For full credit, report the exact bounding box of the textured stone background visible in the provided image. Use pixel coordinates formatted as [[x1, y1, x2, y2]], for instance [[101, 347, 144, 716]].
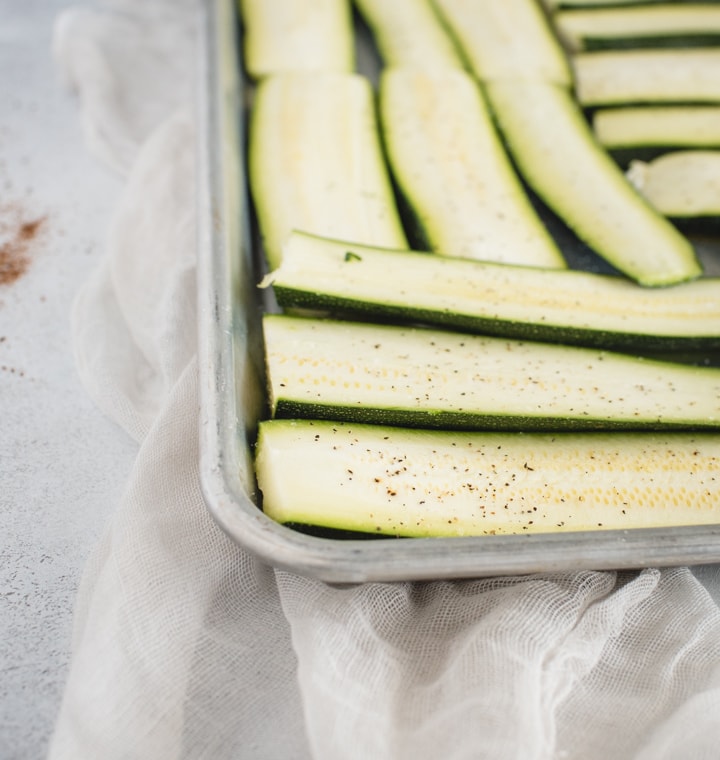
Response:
[[0, 2, 136, 757]]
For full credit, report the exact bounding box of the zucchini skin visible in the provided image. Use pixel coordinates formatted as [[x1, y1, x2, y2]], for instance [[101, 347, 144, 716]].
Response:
[[574, 35, 720, 52], [545, 0, 720, 8], [270, 400, 715, 432], [255, 419, 720, 537], [606, 146, 711, 166]]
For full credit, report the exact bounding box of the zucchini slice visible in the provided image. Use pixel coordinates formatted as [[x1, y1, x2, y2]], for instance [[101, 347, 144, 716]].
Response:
[[484, 80, 702, 286], [248, 72, 408, 269], [544, 0, 720, 9], [267, 232, 720, 352], [574, 49, 720, 107], [378, 68, 566, 267], [239, 0, 355, 79], [263, 314, 720, 431], [627, 151, 720, 221], [255, 419, 720, 536], [431, 0, 572, 85], [553, 5, 720, 52], [353, 0, 465, 70], [593, 106, 720, 164]]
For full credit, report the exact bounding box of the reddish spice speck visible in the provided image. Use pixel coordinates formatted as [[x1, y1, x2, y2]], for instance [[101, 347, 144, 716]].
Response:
[[0, 206, 47, 286]]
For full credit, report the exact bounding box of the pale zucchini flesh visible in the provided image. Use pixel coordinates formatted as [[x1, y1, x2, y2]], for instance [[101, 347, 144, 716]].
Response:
[[263, 314, 720, 430], [627, 151, 720, 220], [267, 232, 720, 351], [248, 73, 408, 269], [379, 68, 566, 267], [239, 0, 355, 79], [354, 0, 465, 70], [484, 80, 702, 286], [574, 49, 720, 107], [255, 419, 720, 537], [554, 6, 720, 52], [431, 0, 573, 85]]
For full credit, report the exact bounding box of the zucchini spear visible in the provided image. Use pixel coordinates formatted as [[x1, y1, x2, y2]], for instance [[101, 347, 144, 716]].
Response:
[[263, 314, 720, 431], [266, 232, 720, 352], [256, 419, 720, 537]]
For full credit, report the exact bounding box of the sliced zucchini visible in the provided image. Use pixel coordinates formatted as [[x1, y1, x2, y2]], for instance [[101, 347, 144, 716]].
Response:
[[239, 0, 355, 78], [256, 419, 720, 536], [378, 68, 566, 267], [553, 5, 720, 52], [263, 314, 720, 431], [248, 72, 408, 269], [484, 80, 702, 286], [544, 0, 720, 9], [627, 151, 720, 221], [431, 0, 572, 85], [353, 0, 465, 70], [593, 106, 720, 164], [266, 232, 720, 352], [574, 49, 720, 107]]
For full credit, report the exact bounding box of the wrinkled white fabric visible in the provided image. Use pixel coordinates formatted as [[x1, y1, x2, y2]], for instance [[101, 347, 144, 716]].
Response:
[[49, 2, 720, 759]]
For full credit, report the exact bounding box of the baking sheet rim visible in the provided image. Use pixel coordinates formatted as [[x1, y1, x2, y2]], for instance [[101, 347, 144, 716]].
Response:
[[196, 0, 720, 583]]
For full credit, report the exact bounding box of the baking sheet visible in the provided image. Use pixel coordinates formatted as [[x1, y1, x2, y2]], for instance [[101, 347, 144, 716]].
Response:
[[197, 0, 720, 583]]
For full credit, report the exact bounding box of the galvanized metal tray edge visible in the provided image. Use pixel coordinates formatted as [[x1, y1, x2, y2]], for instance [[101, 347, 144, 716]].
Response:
[[196, 0, 720, 583]]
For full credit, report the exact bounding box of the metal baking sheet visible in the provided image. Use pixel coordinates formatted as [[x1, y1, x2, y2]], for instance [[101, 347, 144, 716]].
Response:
[[197, 0, 720, 583]]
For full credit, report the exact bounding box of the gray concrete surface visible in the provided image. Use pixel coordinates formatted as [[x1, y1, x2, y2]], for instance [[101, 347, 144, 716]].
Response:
[[1, 2, 137, 757]]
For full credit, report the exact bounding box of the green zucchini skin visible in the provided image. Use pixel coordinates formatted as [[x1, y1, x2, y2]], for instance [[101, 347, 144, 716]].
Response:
[[255, 419, 720, 537], [605, 146, 716, 166], [269, 401, 707, 432], [268, 232, 720, 352], [578, 35, 720, 52], [263, 314, 720, 431], [544, 0, 720, 9]]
